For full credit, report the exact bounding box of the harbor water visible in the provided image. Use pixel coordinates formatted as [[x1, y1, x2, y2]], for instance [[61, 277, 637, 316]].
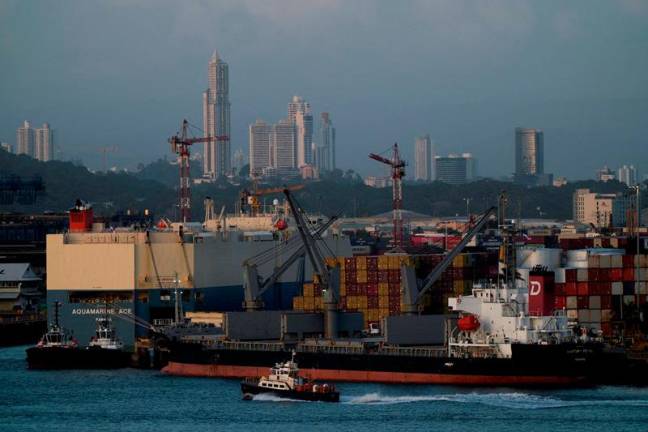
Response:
[[2, 346, 648, 432]]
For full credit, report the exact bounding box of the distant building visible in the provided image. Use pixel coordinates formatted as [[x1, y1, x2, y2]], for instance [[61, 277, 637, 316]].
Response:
[[35, 123, 53, 161], [364, 176, 391, 188], [553, 176, 568, 187], [573, 188, 616, 228], [596, 165, 616, 182], [514, 127, 551, 186], [271, 119, 297, 171], [435, 153, 475, 185], [612, 190, 637, 228], [299, 164, 318, 180], [314, 112, 335, 173], [618, 165, 637, 187], [202, 51, 231, 179], [16, 121, 35, 157], [248, 120, 272, 177], [0, 142, 12, 153], [414, 135, 434, 181]]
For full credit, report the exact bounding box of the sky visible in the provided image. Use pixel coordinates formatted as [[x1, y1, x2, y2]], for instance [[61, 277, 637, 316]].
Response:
[[1, 0, 647, 179]]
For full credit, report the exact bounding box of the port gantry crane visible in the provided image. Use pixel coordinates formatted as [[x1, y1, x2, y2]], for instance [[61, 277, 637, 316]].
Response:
[[168, 119, 228, 223], [369, 143, 407, 251]]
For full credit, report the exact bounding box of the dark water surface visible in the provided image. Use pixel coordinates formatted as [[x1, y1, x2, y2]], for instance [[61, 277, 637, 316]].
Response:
[[2, 346, 648, 431]]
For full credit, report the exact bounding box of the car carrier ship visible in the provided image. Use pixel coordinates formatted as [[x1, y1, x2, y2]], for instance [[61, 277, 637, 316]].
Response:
[[45, 199, 351, 353]]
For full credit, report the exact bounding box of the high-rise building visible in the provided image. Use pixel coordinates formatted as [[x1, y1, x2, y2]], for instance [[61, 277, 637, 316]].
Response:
[[288, 96, 313, 167], [35, 123, 53, 161], [0, 142, 12, 153], [271, 119, 297, 173], [618, 165, 637, 187], [573, 188, 616, 228], [16, 121, 35, 157], [596, 165, 616, 182], [435, 153, 475, 185], [248, 120, 272, 178], [514, 127, 551, 185], [414, 135, 433, 181], [202, 51, 231, 179], [314, 112, 336, 173]]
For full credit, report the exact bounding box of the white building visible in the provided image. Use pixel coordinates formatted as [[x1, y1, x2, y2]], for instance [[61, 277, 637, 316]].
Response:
[[35, 123, 53, 161], [414, 134, 434, 181], [596, 165, 616, 182], [573, 188, 616, 228], [0, 142, 12, 153], [618, 165, 637, 187], [202, 51, 231, 179], [16, 121, 35, 157], [248, 120, 272, 178], [271, 119, 297, 171], [288, 96, 313, 167]]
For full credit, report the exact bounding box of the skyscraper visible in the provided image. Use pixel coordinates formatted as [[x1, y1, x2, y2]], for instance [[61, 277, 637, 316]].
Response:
[[35, 123, 53, 161], [288, 96, 313, 167], [618, 165, 637, 187], [314, 112, 335, 173], [515, 127, 543, 175], [435, 153, 476, 185], [414, 134, 434, 181], [271, 119, 297, 174], [249, 120, 272, 178], [202, 51, 231, 179], [16, 121, 34, 157]]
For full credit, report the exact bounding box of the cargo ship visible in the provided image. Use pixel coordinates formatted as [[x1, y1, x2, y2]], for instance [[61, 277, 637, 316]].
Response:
[[45, 199, 352, 351], [163, 270, 637, 386]]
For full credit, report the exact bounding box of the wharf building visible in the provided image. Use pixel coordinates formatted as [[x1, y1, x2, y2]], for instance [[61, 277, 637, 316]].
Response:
[[514, 127, 552, 186], [435, 153, 476, 185], [202, 51, 231, 179], [414, 134, 434, 182]]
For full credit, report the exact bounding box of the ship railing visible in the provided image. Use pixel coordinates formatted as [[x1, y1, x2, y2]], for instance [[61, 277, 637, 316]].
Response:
[[198, 339, 286, 352]]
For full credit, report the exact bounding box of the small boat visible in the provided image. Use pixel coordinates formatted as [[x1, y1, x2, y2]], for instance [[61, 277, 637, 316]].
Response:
[[241, 353, 340, 403], [26, 302, 131, 370]]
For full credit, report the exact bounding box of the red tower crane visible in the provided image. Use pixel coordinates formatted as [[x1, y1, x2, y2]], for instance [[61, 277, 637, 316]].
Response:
[[369, 143, 407, 250], [168, 119, 228, 222]]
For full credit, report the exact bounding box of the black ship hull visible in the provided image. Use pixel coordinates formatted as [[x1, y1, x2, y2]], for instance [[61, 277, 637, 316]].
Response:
[[241, 381, 340, 402], [26, 346, 132, 369], [163, 341, 636, 386]]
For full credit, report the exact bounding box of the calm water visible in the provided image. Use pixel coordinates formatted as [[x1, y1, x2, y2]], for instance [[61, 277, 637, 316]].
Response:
[[2, 346, 648, 432]]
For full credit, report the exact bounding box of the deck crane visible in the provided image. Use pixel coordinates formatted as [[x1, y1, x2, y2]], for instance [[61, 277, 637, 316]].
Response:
[[369, 143, 407, 250], [242, 216, 338, 311], [283, 188, 341, 339], [401, 205, 498, 314], [168, 119, 228, 222]]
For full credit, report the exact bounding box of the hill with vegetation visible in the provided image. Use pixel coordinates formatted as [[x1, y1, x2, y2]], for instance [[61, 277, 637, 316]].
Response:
[[0, 150, 642, 221]]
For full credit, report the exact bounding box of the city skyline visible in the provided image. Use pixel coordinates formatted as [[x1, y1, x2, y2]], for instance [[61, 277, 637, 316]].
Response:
[[1, 1, 647, 179]]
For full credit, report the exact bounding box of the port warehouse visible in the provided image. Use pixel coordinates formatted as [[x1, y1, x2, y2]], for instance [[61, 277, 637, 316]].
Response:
[[46, 230, 352, 347]]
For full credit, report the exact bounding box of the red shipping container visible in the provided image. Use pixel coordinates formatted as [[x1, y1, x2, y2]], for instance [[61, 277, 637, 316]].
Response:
[[599, 282, 611, 295], [566, 282, 578, 296], [609, 268, 623, 281], [577, 296, 589, 309], [639, 295, 648, 306], [623, 268, 634, 282], [623, 255, 634, 268], [601, 295, 612, 309], [577, 282, 589, 296], [589, 269, 600, 282], [554, 296, 566, 309], [555, 283, 566, 296], [566, 269, 577, 283]]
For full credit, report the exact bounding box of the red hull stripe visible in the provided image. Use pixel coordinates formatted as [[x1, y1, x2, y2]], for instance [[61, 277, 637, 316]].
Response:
[[162, 362, 584, 386]]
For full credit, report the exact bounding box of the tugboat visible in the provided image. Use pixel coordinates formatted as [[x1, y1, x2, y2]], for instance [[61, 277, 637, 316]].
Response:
[[241, 353, 340, 402], [26, 302, 131, 369]]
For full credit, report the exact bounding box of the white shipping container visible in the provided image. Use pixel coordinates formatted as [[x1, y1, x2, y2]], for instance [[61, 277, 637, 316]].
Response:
[[601, 309, 613, 321], [639, 282, 648, 295], [640, 268, 648, 281], [578, 309, 591, 322], [611, 255, 623, 268], [567, 309, 578, 320], [587, 255, 600, 268], [590, 309, 602, 322], [577, 269, 589, 282], [554, 268, 567, 284], [566, 296, 578, 309], [599, 255, 611, 269], [589, 296, 601, 309], [612, 282, 623, 295]]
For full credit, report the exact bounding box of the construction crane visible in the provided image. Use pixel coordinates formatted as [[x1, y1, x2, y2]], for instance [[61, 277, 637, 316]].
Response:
[[369, 143, 407, 250], [401, 205, 497, 314], [168, 119, 228, 222]]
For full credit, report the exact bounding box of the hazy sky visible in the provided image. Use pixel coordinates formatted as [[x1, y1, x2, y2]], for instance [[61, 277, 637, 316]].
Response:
[[1, 0, 647, 179]]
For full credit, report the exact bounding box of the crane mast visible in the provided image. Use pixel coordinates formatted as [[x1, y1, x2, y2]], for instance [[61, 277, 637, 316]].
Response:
[[168, 119, 228, 222], [369, 143, 407, 250]]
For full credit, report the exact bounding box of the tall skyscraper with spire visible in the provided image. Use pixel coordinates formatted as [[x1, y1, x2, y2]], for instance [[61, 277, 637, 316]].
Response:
[[202, 51, 231, 179]]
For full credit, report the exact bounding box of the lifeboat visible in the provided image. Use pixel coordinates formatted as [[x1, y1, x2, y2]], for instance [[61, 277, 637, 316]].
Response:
[[457, 314, 480, 332]]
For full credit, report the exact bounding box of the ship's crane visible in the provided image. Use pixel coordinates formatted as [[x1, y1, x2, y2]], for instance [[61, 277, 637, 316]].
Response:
[[283, 188, 341, 339], [240, 184, 305, 216], [369, 143, 407, 250], [401, 205, 498, 314], [168, 119, 228, 222], [242, 216, 337, 311]]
